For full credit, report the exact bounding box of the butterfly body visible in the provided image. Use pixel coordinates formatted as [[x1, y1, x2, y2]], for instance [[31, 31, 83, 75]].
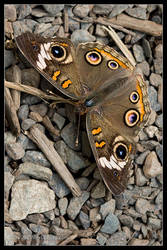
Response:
[[15, 32, 150, 195]]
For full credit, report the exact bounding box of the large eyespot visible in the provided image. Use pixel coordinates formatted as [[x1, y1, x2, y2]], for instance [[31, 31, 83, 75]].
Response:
[[108, 60, 119, 70], [124, 109, 140, 127], [85, 51, 102, 65], [113, 142, 128, 161], [130, 91, 139, 103], [51, 44, 66, 62]]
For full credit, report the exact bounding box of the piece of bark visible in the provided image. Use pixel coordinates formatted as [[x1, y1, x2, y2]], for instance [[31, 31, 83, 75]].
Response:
[[5, 87, 20, 136], [42, 115, 60, 137], [10, 65, 21, 111], [27, 126, 81, 197], [108, 13, 162, 36]]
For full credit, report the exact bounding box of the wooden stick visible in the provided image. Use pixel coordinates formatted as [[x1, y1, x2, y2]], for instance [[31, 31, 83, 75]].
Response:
[[10, 65, 21, 111], [103, 26, 136, 67], [58, 233, 78, 246], [64, 6, 69, 33], [42, 115, 60, 137], [5, 80, 74, 105], [108, 13, 162, 37], [5, 87, 21, 136], [27, 126, 81, 197]]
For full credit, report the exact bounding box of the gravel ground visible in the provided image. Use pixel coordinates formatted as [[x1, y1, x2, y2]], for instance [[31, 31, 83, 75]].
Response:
[[5, 4, 162, 246]]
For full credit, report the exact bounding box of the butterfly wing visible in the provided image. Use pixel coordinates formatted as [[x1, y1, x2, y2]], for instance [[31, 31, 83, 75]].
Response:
[[15, 32, 84, 100], [86, 74, 150, 195]]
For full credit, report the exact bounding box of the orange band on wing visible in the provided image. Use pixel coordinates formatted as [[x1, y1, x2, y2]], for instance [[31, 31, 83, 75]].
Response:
[[60, 43, 68, 47], [92, 127, 102, 135], [95, 48, 128, 69], [52, 71, 60, 81], [62, 79, 72, 89], [136, 80, 145, 122], [95, 141, 106, 148], [129, 144, 132, 153]]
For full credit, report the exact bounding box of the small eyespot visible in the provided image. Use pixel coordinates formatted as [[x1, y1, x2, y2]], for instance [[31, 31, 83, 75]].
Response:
[[130, 91, 139, 103], [113, 171, 118, 177], [114, 142, 128, 161], [31, 42, 39, 51], [124, 109, 140, 127], [85, 51, 102, 65], [108, 60, 119, 70], [51, 44, 66, 61]]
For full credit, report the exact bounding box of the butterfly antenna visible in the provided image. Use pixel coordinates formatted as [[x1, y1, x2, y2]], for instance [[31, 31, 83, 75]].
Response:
[[75, 112, 81, 146]]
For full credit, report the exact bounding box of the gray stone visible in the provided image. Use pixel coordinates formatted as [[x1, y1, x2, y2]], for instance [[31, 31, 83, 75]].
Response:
[[79, 210, 90, 229], [5, 131, 16, 145], [34, 23, 52, 34], [135, 198, 152, 214], [31, 7, 48, 18], [15, 162, 52, 182], [155, 191, 163, 204], [143, 151, 162, 178], [5, 50, 15, 68], [41, 25, 60, 37], [4, 4, 17, 21], [48, 172, 70, 198], [135, 150, 150, 165], [13, 20, 32, 36], [154, 58, 162, 74], [106, 232, 127, 246], [131, 31, 145, 44], [41, 234, 58, 246], [58, 197, 68, 216], [148, 217, 161, 230], [73, 4, 90, 18], [68, 17, 80, 32], [4, 227, 15, 245], [37, 16, 55, 23], [100, 213, 119, 234], [21, 94, 41, 105], [109, 5, 130, 18], [30, 103, 48, 117], [119, 214, 134, 228], [133, 44, 145, 63], [93, 4, 114, 15], [17, 4, 32, 19], [9, 179, 56, 220], [16, 221, 32, 245], [4, 171, 15, 198], [71, 29, 96, 47], [22, 150, 51, 167], [76, 177, 90, 190], [29, 224, 49, 235], [5, 142, 25, 160], [61, 122, 81, 151], [17, 133, 36, 150], [96, 232, 107, 246], [137, 61, 150, 76], [125, 7, 147, 19], [148, 86, 161, 112], [91, 181, 106, 199], [156, 144, 163, 164], [135, 168, 148, 186], [154, 44, 163, 58], [142, 38, 153, 61], [21, 118, 36, 130], [150, 73, 162, 87], [99, 199, 116, 220], [67, 191, 90, 220], [42, 4, 64, 16], [155, 114, 163, 129], [18, 104, 29, 121], [52, 112, 66, 130]]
